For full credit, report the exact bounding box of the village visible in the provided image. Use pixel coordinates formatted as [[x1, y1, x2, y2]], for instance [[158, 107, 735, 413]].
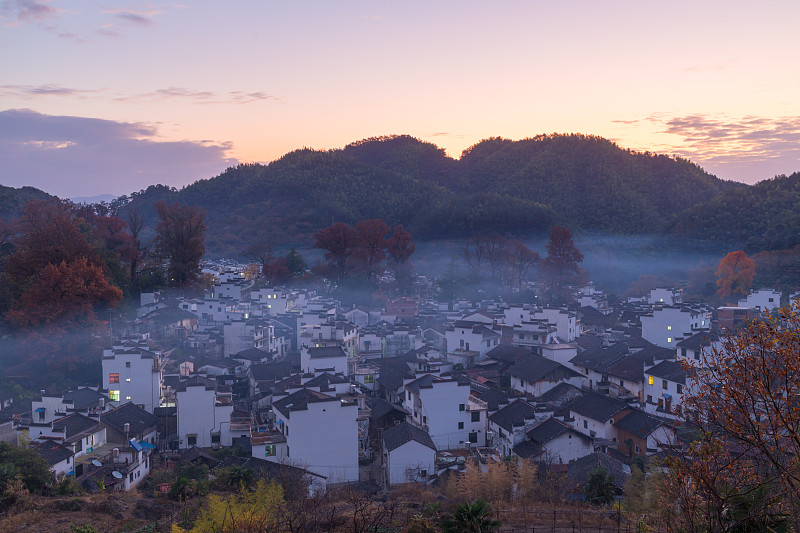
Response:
[[0, 265, 793, 503]]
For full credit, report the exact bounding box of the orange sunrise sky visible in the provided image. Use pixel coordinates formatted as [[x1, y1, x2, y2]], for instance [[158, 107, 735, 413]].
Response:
[[1, 0, 799, 197]]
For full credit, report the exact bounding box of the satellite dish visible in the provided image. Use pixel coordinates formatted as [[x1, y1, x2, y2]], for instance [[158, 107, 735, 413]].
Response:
[[91, 460, 102, 467], [112, 471, 123, 479]]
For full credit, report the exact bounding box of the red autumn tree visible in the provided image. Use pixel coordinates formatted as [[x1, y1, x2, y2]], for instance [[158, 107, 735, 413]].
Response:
[[386, 225, 416, 293], [353, 219, 391, 283], [715, 250, 756, 299], [6, 258, 122, 328], [314, 222, 358, 282], [154, 201, 206, 287]]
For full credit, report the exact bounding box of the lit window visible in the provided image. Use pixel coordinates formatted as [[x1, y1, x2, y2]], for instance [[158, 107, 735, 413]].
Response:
[[126, 396, 131, 400], [648, 376, 654, 386], [265, 444, 276, 456], [667, 326, 672, 331], [667, 337, 672, 343], [125, 378, 131, 382], [109, 390, 120, 401], [109, 373, 119, 384]]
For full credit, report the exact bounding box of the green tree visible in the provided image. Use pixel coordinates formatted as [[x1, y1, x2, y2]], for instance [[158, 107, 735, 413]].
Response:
[[582, 467, 616, 506], [285, 248, 307, 276], [441, 499, 501, 533]]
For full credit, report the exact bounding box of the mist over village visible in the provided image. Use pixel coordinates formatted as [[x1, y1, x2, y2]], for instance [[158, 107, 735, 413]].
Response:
[[2, 2, 800, 533]]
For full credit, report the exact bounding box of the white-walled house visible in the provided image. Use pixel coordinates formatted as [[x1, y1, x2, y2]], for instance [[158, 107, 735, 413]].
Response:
[[102, 344, 162, 413], [532, 308, 579, 342], [31, 440, 75, 478], [647, 288, 682, 306], [272, 388, 359, 483], [31, 388, 114, 425], [176, 376, 234, 449], [644, 361, 687, 419], [567, 393, 631, 442], [445, 321, 500, 364], [382, 421, 437, 486], [300, 345, 348, 375], [676, 331, 721, 366], [508, 356, 583, 397], [513, 417, 593, 463], [738, 289, 781, 312], [488, 399, 542, 457], [640, 305, 710, 349], [403, 374, 472, 450]]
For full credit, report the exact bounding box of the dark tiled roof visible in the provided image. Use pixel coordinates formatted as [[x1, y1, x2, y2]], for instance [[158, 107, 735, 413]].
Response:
[[382, 421, 436, 452], [570, 344, 628, 372], [485, 344, 533, 364], [605, 356, 644, 382], [535, 383, 584, 410], [233, 348, 270, 361], [249, 361, 295, 382], [512, 440, 541, 459], [368, 398, 409, 421], [376, 368, 407, 391], [473, 388, 509, 412], [488, 399, 538, 432], [145, 306, 198, 324], [526, 417, 575, 444], [308, 346, 346, 359], [0, 400, 32, 424], [214, 455, 325, 480], [303, 372, 349, 392], [52, 413, 99, 441], [630, 344, 674, 365], [568, 393, 629, 423], [646, 361, 686, 385], [614, 410, 666, 439], [272, 388, 339, 418], [509, 356, 581, 384], [576, 335, 604, 351], [31, 440, 74, 465], [62, 388, 108, 410], [567, 452, 630, 491], [676, 331, 719, 351], [101, 402, 158, 435], [175, 375, 216, 392]]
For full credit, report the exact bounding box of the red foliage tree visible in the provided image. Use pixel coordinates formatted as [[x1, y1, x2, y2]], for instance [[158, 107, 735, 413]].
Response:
[[715, 250, 756, 299], [353, 219, 391, 283], [314, 222, 358, 282], [505, 240, 539, 292], [6, 257, 122, 328], [542, 226, 584, 302], [387, 225, 416, 293]]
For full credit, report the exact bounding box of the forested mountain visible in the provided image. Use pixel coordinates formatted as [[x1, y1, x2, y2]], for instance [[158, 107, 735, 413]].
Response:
[[664, 172, 800, 252], [0, 185, 52, 220], [11, 134, 799, 257]]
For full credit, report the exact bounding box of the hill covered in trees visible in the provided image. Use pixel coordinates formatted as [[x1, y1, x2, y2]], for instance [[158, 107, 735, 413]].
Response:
[[110, 133, 764, 256], [0, 184, 53, 220]]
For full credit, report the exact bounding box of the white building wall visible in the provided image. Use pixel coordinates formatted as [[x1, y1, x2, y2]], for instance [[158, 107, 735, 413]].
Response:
[[176, 386, 234, 449], [542, 431, 593, 463], [532, 309, 578, 342], [641, 308, 699, 349], [385, 441, 436, 485], [404, 380, 471, 450], [276, 401, 359, 483], [738, 289, 781, 312], [102, 352, 161, 413]]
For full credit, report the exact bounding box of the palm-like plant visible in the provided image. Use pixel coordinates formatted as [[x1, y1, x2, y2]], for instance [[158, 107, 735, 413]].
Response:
[[441, 499, 502, 533]]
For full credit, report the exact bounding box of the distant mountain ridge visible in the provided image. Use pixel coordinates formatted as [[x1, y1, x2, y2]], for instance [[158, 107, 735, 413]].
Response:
[[5, 134, 800, 257]]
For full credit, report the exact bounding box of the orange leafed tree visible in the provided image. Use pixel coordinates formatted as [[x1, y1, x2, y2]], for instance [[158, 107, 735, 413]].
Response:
[[662, 300, 800, 531], [715, 250, 755, 298]]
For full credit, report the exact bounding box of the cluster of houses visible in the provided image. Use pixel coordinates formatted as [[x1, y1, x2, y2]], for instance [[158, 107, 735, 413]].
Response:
[[0, 265, 793, 494]]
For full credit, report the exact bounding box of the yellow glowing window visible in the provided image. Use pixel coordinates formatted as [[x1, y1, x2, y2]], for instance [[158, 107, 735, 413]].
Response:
[[648, 376, 654, 386], [125, 378, 131, 382], [109, 390, 120, 401], [667, 337, 672, 343], [667, 326, 672, 331]]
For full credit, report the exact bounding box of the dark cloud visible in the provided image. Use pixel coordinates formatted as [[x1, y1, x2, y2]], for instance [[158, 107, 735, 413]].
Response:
[[114, 11, 155, 25], [0, 0, 63, 24], [649, 113, 800, 182], [0, 84, 103, 98], [0, 109, 237, 197], [119, 87, 277, 104]]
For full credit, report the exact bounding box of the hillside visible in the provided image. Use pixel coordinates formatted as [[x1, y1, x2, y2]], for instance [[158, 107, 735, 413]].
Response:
[[0, 184, 53, 220], [112, 134, 754, 257]]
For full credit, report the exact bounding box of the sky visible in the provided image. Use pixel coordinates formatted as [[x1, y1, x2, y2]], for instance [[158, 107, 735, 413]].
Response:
[[1, 0, 799, 198]]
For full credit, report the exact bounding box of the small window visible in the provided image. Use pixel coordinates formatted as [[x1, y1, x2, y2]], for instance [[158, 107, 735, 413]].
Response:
[[677, 384, 683, 394], [635, 445, 640, 453], [126, 362, 131, 368], [648, 376, 654, 386], [364, 375, 374, 384], [662, 379, 668, 390], [583, 420, 588, 429], [471, 411, 480, 422], [459, 404, 465, 412], [422, 416, 427, 424], [211, 433, 220, 444], [265, 444, 276, 457], [109, 390, 120, 402], [469, 432, 478, 444], [126, 378, 131, 382], [109, 373, 120, 384], [681, 348, 687, 357], [667, 337, 672, 343], [647, 395, 653, 403], [187, 435, 197, 446], [458, 422, 464, 430]]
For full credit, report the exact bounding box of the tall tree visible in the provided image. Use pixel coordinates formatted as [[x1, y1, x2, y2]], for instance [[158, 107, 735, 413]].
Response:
[[387, 225, 416, 293], [314, 222, 357, 282], [716, 250, 756, 299], [542, 226, 584, 302], [663, 300, 800, 531], [154, 201, 206, 287], [353, 219, 391, 283], [505, 240, 539, 292], [285, 248, 307, 276]]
